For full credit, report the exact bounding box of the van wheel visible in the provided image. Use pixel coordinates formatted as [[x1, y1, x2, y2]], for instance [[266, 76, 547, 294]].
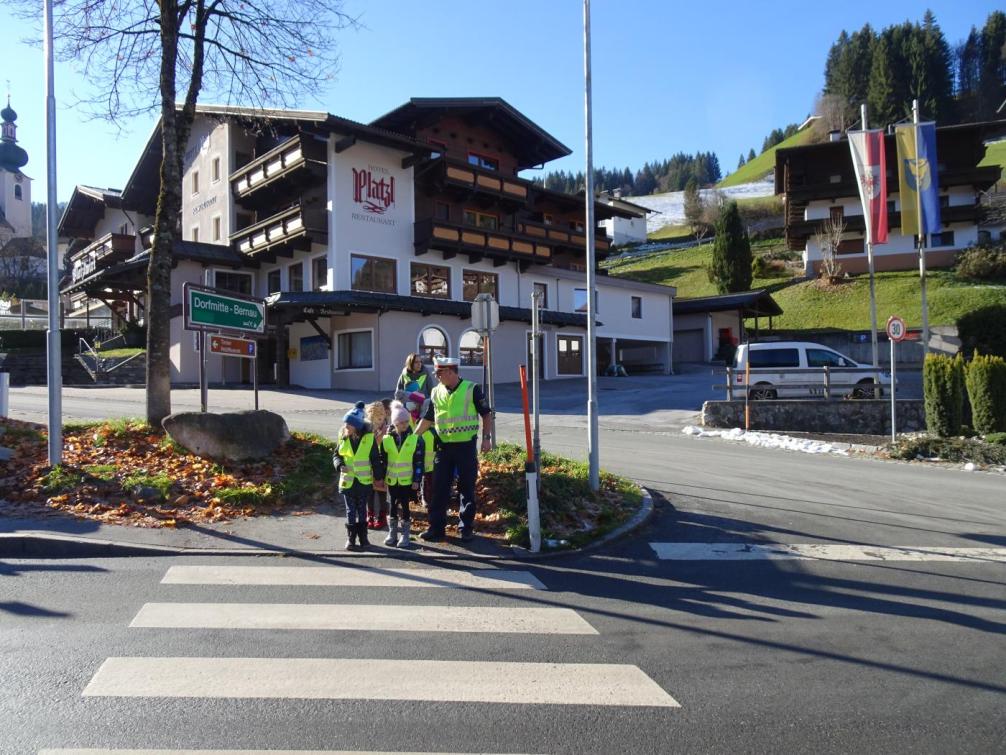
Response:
[[749, 383, 777, 400], [852, 379, 880, 399]]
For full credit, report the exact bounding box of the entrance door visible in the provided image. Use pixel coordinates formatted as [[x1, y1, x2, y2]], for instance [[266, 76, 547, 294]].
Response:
[[526, 333, 545, 379], [557, 335, 584, 376]]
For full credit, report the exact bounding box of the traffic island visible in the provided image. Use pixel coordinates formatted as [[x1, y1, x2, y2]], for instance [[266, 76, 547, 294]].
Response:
[[0, 420, 645, 555]]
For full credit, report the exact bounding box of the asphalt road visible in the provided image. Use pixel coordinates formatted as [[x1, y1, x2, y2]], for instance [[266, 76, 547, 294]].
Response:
[[3, 379, 1004, 752]]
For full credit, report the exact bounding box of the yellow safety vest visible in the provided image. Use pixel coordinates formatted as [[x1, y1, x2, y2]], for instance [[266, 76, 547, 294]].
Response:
[[401, 371, 428, 392], [382, 432, 419, 486], [337, 433, 374, 489], [421, 430, 435, 473], [432, 379, 479, 443]]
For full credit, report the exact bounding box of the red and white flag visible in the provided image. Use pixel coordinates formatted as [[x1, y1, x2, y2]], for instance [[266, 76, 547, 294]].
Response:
[[848, 129, 888, 245]]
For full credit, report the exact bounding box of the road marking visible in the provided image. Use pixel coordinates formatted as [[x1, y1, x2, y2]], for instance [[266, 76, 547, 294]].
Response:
[[40, 751, 540, 754], [161, 565, 546, 589], [82, 657, 679, 707], [130, 602, 598, 635], [649, 542, 1006, 562]]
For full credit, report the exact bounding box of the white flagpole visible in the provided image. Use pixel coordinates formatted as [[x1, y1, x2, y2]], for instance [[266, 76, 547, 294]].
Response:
[[861, 104, 880, 384], [44, 0, 63, 465], [913, 99, 930, 356], [583, 0, 599, 492]]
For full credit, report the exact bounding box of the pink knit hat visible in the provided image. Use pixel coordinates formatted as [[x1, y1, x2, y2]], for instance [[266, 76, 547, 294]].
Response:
[[389, 400, 411, 426], [405, 391, 426, 421]]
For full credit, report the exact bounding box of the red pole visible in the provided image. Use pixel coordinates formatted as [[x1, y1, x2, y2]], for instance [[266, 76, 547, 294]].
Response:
[[519, 364, 534, 464]]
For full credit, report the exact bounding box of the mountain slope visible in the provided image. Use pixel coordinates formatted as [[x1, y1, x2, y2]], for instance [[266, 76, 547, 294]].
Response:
[[718, 127, 817, 188]]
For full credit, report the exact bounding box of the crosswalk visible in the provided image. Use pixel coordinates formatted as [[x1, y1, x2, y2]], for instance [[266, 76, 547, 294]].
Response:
[[56, 560, 679, 753], [649, 542, 1006, 561]]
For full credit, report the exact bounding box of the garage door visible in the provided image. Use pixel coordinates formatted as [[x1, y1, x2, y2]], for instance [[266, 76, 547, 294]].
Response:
[[673, 328, 705, 363]]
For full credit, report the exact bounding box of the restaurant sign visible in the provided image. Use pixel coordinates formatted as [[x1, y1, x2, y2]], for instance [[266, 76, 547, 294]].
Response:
[[351, 164, 397, 227]]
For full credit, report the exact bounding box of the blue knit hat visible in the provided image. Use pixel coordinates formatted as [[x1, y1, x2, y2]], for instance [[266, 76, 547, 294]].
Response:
[[343, 401, 367, 431]]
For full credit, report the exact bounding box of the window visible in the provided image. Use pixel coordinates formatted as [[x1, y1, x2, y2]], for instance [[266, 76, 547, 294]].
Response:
[[192, 170, 200, 194], [212, 216, 221, 242], [569, 220, 585, 232], [214, 271, 252, 294], [459, 330, 484, 367], [312, 256, 328, 291], [463, 270, 498, 301], [191, 226, 199, 243], [836, 239, 865, 255], [288, 262, 304, 292], [267, 269, 281, 294], [807, 349, 848, 368], [467, 152, 498, 171], [119, 222, 129, 235], [411, 262, 450, 299], [13, 185, 22, 200], [575, 288, 600, 313], [211, 156, 221, 183], [631, 296, 642, 319], [435, 202, 450, 221], [931, 231, 955, 247], [749, 348, 800, 368], [543, 213, 554, 226], [337, 331, 373, 370], [533, 282, 548, 309], [557, 335, 584, 375], [428, 139, 447, 158], [351, 254, 397, 293], [235, 212, 254, 231], [829, 206, 844, 223], [418, 326, 448, 365], [463, 209, 498, 230]]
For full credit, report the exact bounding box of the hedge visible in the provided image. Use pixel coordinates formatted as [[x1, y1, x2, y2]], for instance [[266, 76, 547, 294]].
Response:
[[965, 353, 1006, 435], [0, 329, 102, 352], [957, 305, 1006, 359], [923, 354, 965, 437]]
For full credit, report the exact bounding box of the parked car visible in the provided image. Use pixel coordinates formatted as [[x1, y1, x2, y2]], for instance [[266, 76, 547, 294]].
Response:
[[732, 341, 892, 399]]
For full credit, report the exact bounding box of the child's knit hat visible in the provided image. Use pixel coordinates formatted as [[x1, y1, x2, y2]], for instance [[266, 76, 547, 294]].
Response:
[[389, 400, 411, 427], [405, 391, 426, 421], [343, 401, 367, 431]]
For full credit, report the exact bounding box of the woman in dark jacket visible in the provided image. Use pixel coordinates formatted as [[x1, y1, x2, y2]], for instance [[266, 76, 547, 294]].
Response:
[[395, 352, 433, 399]]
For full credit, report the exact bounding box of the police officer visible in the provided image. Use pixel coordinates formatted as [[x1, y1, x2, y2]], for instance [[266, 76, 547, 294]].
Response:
[[415, 356, 493, 542]]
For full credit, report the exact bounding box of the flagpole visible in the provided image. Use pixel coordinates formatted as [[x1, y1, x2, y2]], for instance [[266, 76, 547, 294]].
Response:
[[583, 0, 600, 492], [43, 0, 63, 465], [861, 104, 880, 389], [913, 99, 930, 355]]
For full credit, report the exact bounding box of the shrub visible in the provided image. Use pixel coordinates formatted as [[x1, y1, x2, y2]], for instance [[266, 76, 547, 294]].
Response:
[[708, 201, 752, 294], [956, 243, 1006, 280], [751, 255, 770, 277], [965, 353, 1006, 434], [923, 353, 965, 437], [986, 432, 1006, 446], [957, 305, 1006, 359], [891, 436, 1006, 465]]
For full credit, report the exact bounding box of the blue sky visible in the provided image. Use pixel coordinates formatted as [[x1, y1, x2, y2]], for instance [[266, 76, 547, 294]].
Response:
[[2, 0, 1000, 201]]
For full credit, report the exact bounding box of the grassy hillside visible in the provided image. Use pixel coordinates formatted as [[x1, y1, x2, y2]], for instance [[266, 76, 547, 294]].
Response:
[[648, 224, 694, 241], [979, 140, 1006, 171], [604, 238, 796, 299], [765, 271, 1006, 331], [718, 127, 816, 188]]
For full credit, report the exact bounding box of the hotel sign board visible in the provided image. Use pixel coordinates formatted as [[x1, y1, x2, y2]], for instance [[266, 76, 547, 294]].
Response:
[[183, 283, 266, 335], [209, 334, 257, 358]]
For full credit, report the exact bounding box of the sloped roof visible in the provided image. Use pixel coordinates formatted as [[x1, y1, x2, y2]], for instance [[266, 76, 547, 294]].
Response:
[[673, 289, 782, 318]]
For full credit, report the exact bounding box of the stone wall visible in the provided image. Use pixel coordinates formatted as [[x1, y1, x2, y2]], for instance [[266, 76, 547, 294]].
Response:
[[702, 399, 926, 435]]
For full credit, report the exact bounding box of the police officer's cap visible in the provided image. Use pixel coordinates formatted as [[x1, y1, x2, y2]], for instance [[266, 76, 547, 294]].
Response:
[[433, 356, 460, 369]]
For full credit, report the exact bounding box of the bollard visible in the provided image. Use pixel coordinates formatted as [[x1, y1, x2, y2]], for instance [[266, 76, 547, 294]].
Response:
[[0, 371, 8, 418]]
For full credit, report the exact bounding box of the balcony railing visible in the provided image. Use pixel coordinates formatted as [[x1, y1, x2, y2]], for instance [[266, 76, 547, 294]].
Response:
[[230, 204, 328, 258], [518, 219, 611, 253], [230, 133, 327, 208], [68, 233, 137, 285], [436, 157, 530, 203], [415, 219, 552, 264]]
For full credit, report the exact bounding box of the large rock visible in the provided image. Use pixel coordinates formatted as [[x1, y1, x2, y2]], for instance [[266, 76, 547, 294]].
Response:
[[162, 410, 290, 461]]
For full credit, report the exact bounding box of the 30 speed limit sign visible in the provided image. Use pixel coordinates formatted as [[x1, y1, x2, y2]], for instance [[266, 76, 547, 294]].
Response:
[[886, 315, 907, 342]]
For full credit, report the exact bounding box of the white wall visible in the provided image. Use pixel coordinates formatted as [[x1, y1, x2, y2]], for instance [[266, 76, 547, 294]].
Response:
[[0, 168, 31, 238], [181, 118, 232, 244], [600, 215, 647, 246]]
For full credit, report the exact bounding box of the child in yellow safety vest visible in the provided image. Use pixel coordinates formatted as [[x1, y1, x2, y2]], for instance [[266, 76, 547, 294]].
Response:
[[405, 390, 437, 509], [380, 401, 426, 548], [365, 400, 391, 530], [333, 402, 387, 551]]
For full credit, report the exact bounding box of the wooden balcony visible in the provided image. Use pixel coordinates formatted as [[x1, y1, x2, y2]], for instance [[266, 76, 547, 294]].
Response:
[[415, 219, 553, 267], [785, 203, 982, 245], [518, 219, 611, 254], [230, 204, 328, 262], [68, 233, 137, 284], [230, 133, 327, 210], [427, 157, 531, 207]]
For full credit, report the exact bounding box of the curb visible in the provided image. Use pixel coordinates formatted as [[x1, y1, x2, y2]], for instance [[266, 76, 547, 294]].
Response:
[[0, 487, 656, 561]]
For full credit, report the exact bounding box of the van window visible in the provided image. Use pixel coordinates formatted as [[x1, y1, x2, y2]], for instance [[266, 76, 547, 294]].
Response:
[[806, 349, 846, 368], [749, 348, 800, 368]]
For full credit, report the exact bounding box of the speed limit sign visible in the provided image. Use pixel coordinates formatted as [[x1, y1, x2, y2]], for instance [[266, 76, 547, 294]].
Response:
[[886, 316, 907, 342]]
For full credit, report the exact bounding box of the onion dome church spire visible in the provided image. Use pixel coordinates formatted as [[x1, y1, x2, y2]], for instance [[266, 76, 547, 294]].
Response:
[[0, 94, 29, 173]]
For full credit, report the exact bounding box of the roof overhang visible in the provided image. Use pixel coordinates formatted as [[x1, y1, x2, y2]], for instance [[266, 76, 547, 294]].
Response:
[[58, 185, 124, 238], [673, 289, 783, 318]]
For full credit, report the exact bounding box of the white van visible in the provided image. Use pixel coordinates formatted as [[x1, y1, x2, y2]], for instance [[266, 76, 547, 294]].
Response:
[[732, 341, 891, 399]]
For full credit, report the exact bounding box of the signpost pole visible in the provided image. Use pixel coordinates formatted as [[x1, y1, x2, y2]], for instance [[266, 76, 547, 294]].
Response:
[[485, 331, 495, 448], [531, 290, 541, 472], [199, 332, 208, 413], [583, 0, 600, 492], [913, 100, 930, 356], [253, 354, 259, 411], [890, 337, 897, 444], [44, 0, 62, 465]]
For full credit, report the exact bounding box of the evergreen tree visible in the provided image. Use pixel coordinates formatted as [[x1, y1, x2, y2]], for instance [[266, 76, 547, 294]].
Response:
[[867, 33, 898, 127], [737, 153, 746, 169], [979, 11, 1006, 119], [708, 201, 752, 294], [747, 148, 757, 162], [683, 179, 704, 235]]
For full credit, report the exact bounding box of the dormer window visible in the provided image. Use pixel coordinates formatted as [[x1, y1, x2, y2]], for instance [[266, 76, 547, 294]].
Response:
[[13, 185, 22, 200], [467, 152, 498, 171]]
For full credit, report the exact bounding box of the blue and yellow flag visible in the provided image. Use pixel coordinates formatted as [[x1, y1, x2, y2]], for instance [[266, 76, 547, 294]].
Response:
[[895, 122, 941, 237]]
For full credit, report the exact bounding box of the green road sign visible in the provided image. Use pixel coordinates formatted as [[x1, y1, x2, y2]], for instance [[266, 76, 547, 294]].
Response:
[[184, 283, 266, 335]]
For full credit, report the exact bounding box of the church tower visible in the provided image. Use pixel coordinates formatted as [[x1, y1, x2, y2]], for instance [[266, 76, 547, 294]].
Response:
[[0, 95, 32, 241]]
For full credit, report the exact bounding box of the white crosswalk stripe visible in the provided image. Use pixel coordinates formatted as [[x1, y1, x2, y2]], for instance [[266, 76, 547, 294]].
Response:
[[82, 656, 679, 707], [649, 542, 1006, 561], [41, 750, 541, 754], [130, 602, 598, 634], [161, 565, 547, 589]]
